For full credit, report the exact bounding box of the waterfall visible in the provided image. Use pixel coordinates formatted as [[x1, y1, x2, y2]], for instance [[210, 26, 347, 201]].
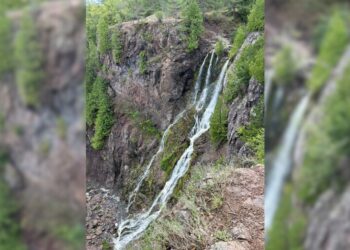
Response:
[[126, 109, 187, 212], [196, 51, 215, 110], [265, 94, 310, 231], [192, 53, 209, 103], [265, 69, 274, 112], [113, 59, 230, 250]]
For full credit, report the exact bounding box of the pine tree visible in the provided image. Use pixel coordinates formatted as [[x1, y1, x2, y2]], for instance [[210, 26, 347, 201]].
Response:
[[210, 96, 228, 144], [14, 10, 43, 107], [97, 14, 110, 55], [111, 30, 122, 63], [181, 0, 204, 52], [89, 77, 114, 150], [86, 41, 100, 93]]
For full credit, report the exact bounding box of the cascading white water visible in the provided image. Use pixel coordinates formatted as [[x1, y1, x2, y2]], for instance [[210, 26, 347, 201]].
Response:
[[196, 52, 215, 110], [265, 94, 310, 231], [265, 69, 274, 111], [126, 109, 187, 212], [126, 51, 215, 212], [193, 53, 209, 103], [113, 59, 230, 250]]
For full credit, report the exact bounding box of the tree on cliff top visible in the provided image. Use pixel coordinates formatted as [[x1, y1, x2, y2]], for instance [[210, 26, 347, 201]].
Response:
[[181, 0, 204, 52], [14, 10, 43, 107], [97, 14, 111, 55]]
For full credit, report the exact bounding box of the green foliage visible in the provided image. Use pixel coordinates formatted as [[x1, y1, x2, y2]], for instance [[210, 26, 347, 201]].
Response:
[[102, 240, 112, 250], [0, 112, 5, 132], [324, 65, 350, 154], [237, 97, 264, 163], [210, 96, 228, 144], [307, 11, 348, 92], [155, 10, 164, 22], [53, 224, 84, 250], [160, 110, 194, 176], [56, 117, 67, 139], [138, 50, 148, 74], [97, 14, 111, 55], [128, 110, 161, 138], [91, 78, 114, 150], [214, 229, 231, 241], [267, 185, 307, 250], [230, 0, 255, 22], [0, 150, 25, 250], [229, 24, 247, 58], [86, 41, 100, 93], [111, 30, 123, 63], [210, 194, 224, 210], [224, 36, 264, 103], [297, 64, 350, 204], [86, 78, 100, 126], [181, 0, 204, 52], [14, 10, 43, 107], [0, 14, 13, 74], [246, 0, 264, 32], [249, 43, 264, 82], [214, 40, 224, 57], [274, 46, 297, 85]]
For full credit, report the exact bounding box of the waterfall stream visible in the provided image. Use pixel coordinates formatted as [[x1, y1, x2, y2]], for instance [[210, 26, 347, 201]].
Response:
[[265, 94, 310, 231], [126, 109, 187, 213], [113, 56, 230, 250]]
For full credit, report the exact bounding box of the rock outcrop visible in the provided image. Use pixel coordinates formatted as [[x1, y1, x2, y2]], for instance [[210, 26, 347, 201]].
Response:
[[86, 15, 234, 194], [0, 1, 85, 249], [227, 78, 263, 156]]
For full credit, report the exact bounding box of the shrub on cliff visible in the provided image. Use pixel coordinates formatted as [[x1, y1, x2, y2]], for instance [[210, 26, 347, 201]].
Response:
[[273, 46, 297, 86], [215, 40, 224, 57], [237, 97, 264, 163], [181, 0, 204, 52], [89, 77, 114, 150], [249, 43, 264, 83], [230, 0, 255, 22], [210, 96, 228, 144], [111, 30, 123, 63], [0, 13, 13, 75], [247, 0, 264, 32], [86, 41, 100, 93], [229, 24, 247, 58], [307, 11, 348, 92], [224, 36, 264, 103], [0, 151, 25, 250], [97, 14, 110, 55], [14, 10, 43, 107], [298, 63, 350, 204]]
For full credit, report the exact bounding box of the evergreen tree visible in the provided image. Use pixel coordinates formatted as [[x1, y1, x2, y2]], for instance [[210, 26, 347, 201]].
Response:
[[247, 0, 264, 32], [210, 96, 228, 144], [97, 14, 111, 55], [111, 30, 123, 63], [181, 0, 204, 52], [89, 77, 114, 150], [14, 10, 43, 107], [0, 13, 13, 75], [230, 0, 254, 22], [307, 11, 348, 92], [86, 41, 100, 94], [0, 151, 25, 250]]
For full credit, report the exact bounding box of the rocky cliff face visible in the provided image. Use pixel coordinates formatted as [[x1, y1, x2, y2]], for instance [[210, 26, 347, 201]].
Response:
[[0, 1, 84, 249], [86, 15, 234, 193]]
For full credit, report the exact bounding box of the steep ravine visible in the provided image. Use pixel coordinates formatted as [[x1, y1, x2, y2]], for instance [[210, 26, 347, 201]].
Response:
[[86, 14, 264, 250]]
